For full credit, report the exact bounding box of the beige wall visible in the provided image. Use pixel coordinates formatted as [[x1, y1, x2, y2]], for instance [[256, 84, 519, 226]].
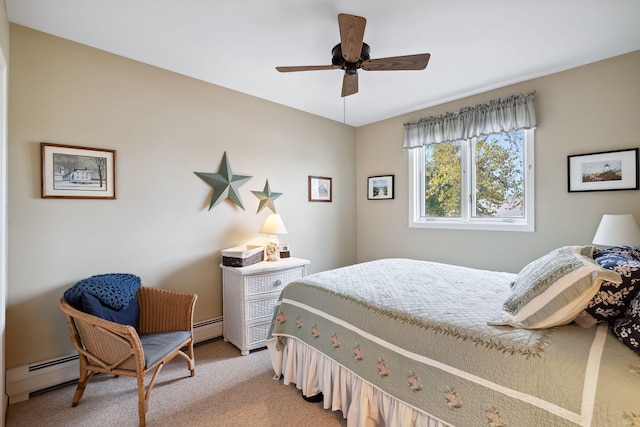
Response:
[[356, 50, 640, 273], [6, 21, 640, 372], [1, 0, 9, 416], [7, 24, 357, 368]]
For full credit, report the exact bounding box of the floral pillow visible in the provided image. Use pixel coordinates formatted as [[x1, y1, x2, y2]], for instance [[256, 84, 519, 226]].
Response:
[[594, 245, 640, 261], [610, 291, 640, 356], [575, 252, 640, 327]]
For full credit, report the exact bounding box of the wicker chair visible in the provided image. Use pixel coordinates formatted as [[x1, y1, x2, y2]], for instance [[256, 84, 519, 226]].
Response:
[[58, 287, 197, 426]]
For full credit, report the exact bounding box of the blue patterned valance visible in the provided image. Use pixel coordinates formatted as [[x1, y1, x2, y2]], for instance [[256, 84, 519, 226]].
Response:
[[403, 91, 537, 150]]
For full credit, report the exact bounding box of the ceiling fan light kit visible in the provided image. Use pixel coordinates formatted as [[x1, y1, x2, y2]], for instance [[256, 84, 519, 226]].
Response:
[[331, 42, 370, 74], [276, 13, 430, 97]]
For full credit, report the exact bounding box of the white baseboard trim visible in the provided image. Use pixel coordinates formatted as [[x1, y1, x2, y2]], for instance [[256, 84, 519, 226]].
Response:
[[6, 354, 79, 404], [193, 317, 223, 344], [6, 317, 223, 404]]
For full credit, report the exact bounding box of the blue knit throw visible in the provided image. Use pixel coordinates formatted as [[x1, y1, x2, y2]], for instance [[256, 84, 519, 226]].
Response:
[[64, 273, 141, 310]]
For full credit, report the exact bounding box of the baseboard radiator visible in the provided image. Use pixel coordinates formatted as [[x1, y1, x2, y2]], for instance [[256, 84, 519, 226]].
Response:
[[5, 317, 223, 404]]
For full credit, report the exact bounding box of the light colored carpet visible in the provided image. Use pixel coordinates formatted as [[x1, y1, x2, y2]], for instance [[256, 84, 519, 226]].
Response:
[[6, 338, 348, 427]]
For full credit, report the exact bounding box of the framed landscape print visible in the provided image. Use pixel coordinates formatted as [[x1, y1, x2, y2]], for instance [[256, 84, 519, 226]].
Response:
[[308, 176, 332, 202], [368, 175, 394, 200], [567, 148, 638, 192], [41, 143, 117, 199]]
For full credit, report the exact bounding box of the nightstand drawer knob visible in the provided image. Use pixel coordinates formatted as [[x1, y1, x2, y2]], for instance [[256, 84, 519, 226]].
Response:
[[274, 279, 282, 286]]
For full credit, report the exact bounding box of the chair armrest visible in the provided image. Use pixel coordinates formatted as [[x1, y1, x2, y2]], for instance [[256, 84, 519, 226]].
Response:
[[59, 298, 145, 371], [137, 287, 197, 335], [59, 298, 140, 338]]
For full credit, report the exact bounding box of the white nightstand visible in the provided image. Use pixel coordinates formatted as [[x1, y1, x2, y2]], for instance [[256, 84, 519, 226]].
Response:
[[220, 257, 310, 355]]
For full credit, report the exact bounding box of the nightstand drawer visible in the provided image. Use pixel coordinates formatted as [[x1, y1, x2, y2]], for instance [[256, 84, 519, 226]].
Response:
[[247, 321, 271, 346], [245, 268, 303, 296], [247, 296, 279, 321]]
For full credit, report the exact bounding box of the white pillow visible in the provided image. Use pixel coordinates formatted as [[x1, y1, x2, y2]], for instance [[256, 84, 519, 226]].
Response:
[[490, 246, 622, 329]]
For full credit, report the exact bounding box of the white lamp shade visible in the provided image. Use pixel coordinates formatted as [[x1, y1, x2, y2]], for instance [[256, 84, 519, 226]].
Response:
[[259, 213, 288, 235], [592, 214, 640, 247]]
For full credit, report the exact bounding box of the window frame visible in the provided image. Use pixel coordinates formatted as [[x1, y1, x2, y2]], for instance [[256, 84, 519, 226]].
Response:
[[408, 129, 535, 232]]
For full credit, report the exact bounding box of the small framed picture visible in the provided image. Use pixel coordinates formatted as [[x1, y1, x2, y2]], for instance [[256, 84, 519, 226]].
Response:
[[368, 175, 394, 200], [41, 143, 117, 199], [567, 148, 638, 192], [308, 176, 332, 202]]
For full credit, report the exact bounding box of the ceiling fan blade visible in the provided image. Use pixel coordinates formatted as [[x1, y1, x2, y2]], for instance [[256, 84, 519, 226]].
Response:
[[276, 65, 340, 72], [361, 53, 431, 71], [341, 73, 358, 97], [338, 14, 366, 63]]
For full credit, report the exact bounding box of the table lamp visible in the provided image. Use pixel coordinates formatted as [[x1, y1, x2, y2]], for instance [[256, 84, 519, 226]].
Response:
[[592, 214, 640, 247], [259, 213, 288, 261]]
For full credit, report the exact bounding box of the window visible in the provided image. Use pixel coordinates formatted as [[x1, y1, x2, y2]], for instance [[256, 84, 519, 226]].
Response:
[[409, 128, 534, 231]]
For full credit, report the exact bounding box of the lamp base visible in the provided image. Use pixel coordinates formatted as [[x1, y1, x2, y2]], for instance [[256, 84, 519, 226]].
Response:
[[264, 235, 280, 262]]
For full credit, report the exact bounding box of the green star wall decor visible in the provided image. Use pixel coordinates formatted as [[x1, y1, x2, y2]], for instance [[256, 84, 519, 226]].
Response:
[[251, 179, 282, 213], [194, 152, 252, 210]]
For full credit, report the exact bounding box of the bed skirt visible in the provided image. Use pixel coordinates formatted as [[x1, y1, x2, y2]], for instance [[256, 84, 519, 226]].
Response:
[[267, 336, 452, 427]]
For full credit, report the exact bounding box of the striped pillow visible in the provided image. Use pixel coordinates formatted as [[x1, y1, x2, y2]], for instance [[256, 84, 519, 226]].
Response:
[[493, 246, 622, 329]]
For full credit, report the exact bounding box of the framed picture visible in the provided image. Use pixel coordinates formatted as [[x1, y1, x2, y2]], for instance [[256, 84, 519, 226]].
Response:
[[568, 148, 638, 193], [368, 175, 394, 200], [41, 143, 117, 199], [308, 176, 332, 202]]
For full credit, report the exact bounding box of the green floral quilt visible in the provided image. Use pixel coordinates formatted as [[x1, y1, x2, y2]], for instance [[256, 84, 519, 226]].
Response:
[[268, 258, 640, 427]]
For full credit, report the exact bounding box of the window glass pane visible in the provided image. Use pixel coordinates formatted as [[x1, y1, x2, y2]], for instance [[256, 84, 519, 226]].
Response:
[[424, 141, 461, 217], [473, 129, 524, 218]]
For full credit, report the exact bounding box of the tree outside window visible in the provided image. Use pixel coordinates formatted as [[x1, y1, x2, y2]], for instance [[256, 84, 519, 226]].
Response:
[[411, 129, 534, 231]]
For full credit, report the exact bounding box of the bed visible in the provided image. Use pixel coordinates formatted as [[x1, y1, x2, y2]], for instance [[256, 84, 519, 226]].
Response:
[[266, 246, 640, 427]]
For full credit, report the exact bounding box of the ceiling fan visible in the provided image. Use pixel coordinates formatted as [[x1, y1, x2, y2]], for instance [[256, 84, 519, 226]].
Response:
[[276, 13, 431, 97]]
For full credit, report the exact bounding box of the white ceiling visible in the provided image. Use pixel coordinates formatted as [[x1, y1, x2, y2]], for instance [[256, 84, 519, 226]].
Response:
[[6, 0, 640, 127]]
